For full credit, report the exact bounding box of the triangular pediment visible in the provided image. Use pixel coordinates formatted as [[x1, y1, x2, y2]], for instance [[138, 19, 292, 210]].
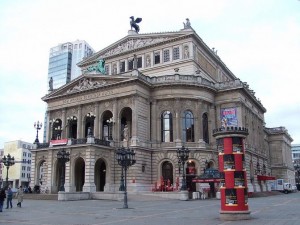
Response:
[[42, 74, 132, 101], [79, 30, 194, 67]]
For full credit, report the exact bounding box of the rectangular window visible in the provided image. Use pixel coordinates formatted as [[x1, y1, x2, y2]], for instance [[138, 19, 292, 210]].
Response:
[[128, 59, 133, 70], [120, 61, 125, 73], [105, 65, 109, 75], [173, 47, 180, 60], [154, 52, 160, 64], [163, 49, 170, 62], [137, 57, 142, 68], [79, 43, 82, 49]]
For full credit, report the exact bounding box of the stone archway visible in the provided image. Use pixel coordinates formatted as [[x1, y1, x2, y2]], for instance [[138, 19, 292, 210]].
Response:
[[74, 157, 85, 192], [55, 159, 63, 193], [162, 161, 173, 185], [95, 159, 106, 191]]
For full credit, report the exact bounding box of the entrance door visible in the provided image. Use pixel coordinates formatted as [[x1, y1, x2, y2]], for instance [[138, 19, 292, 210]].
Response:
[[162, 161, 173, 184], [75, 157, 85, 192], [95, 159, 106, 191]]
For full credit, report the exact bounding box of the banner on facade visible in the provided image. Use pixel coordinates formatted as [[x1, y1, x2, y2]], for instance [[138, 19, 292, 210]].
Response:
[[220, 107, 238, 127], [50, 139, 68, 146]]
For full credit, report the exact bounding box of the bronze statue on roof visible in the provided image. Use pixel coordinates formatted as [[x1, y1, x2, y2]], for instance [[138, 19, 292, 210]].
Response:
[[130, 16, 142, 33]]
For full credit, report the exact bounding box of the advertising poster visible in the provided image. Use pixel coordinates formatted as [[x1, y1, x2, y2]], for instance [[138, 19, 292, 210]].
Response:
[[224, 154, 235, 170], [234, 171, 245, 187], [221, 107, 238, 127], [225, 188, 237, 205]]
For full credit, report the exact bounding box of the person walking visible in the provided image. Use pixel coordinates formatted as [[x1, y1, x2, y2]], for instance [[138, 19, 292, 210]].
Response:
[[16, 186, 24, 207], [6, 187, 13, 209], [0, 188, 6, 212]]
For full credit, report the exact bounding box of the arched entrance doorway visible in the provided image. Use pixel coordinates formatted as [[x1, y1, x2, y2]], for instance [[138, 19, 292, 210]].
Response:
[[162, 161, 173, 185], [55, 160, 63, 193], [95, 159, 106, 191], [74, 157, 85, 192], [186, 161, 196, 192]]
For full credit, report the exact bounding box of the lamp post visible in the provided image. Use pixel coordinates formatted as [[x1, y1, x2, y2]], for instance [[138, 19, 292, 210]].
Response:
[[177, 146, 189, 191], [57, 149, 70, 191], [34, 121, 43, 144], [2, 154, 15, 189], [116, 147, 136, 209]]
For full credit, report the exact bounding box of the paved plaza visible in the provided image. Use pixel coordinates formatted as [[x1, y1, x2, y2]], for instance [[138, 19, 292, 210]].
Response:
[[0, 192, 299, 225]]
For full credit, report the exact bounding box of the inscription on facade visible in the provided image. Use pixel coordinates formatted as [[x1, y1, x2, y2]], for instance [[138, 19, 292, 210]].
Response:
[[63, 90, 114, 104]]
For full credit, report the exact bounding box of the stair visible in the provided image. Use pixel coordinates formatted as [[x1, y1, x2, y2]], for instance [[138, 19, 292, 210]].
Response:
[[21, 194, 58, 200]]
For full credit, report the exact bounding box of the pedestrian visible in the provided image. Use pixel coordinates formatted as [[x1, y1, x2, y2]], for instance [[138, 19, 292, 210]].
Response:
[[0, 188, 6, 212], [6, 187, 13, 209], [16, 186, 24, 207]]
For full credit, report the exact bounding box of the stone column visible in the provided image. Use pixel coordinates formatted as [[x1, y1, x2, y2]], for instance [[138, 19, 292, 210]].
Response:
[[46, 150, 52, 193], [151, 100, 158, 145], [131, 95, 139, 146], [30, 151, 37, 186], [94, 103, 100, 138], [46, 111, 51, 142], [83, 147, 96, 192], [77, 105, 82, 139], [112, 99, 118, 142], [174, 99, 181, 146], [62, 109, 66, 139], [64, 159, 73, 192]]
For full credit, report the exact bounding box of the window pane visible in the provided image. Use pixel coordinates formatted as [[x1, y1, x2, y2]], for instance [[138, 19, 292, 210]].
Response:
[[173, 47, 180, 60], [163, 49, 170, 62]]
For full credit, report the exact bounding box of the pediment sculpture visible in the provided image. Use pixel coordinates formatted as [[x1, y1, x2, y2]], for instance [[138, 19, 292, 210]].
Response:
[[67, 78, 107, 93]]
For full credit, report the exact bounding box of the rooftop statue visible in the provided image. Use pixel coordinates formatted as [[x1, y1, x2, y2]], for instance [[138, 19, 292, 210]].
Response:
[[49, 77, 53, 91], [130, 16, 142, 33], [183, 18, 191, 29], [87, 59, 106, 74]]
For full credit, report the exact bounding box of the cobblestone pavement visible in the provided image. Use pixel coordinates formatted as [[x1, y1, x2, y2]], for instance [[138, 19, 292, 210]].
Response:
[[0, 192, 299, 225]]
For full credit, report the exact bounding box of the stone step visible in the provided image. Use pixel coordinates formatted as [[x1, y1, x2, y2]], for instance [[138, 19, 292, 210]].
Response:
[[21, 194, 58, 200]]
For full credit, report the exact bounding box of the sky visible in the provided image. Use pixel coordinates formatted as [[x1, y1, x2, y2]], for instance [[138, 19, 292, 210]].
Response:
[[0, 0, 299, 148]]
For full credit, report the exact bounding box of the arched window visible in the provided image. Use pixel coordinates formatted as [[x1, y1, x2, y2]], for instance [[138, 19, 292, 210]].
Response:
[[182, 110, 194, 142], [202, 113, 209, 143], [161, 111, 173, 142]]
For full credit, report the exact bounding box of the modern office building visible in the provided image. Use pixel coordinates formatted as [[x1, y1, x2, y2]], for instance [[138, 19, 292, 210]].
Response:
[[32, 19, 294, 199], [48, 40, 95, 89], [43, 40, 95, 142], [292, 144, 300, 162], [1, 140, 34, 190]]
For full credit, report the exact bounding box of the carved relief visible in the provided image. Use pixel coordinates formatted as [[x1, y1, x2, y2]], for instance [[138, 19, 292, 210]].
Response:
[[100, 37, 170, 58], [71, 152, 86, 160], [146, 55, 151, 67], [95, 151, 109, 159], [67, 78, 107, 93], [53, 111, 62, 118]]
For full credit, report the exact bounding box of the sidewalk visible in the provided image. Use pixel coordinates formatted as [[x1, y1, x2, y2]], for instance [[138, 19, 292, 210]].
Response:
[[0, 192, 299, 225]]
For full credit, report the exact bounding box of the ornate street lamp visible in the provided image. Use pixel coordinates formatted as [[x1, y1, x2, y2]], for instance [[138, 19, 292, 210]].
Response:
[[116, 147, 136, 209], [2, 154, 15, 189], [34, 121, 43, 144], [57, 149, 70, 191], [177, 146, 189, 191]]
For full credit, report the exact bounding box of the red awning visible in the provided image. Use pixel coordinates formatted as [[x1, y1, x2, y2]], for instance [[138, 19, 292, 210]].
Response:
[[257, 175, 276, 181], [192, 178, 221, 183]]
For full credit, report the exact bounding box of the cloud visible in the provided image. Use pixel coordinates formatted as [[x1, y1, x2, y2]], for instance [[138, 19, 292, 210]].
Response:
[[0, 0, 300, 147]]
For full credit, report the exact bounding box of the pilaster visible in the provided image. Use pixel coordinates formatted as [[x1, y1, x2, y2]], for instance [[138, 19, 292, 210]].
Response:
[[83, 147, 96, 192]]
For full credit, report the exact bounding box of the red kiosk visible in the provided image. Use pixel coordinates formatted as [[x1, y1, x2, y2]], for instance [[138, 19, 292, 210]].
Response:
[[213, 126, 251, 220]]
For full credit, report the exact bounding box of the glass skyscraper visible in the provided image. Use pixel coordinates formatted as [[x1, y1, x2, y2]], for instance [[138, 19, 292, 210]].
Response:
[[43, 40, 95, 142]]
